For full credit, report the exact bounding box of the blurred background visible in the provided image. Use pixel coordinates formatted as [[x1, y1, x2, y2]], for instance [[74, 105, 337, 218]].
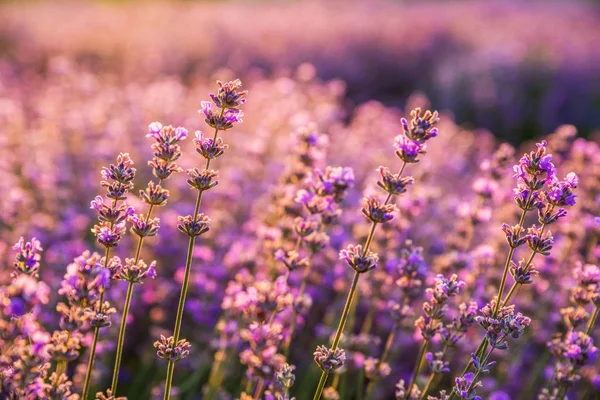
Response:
[[2, 0, 600, 144]]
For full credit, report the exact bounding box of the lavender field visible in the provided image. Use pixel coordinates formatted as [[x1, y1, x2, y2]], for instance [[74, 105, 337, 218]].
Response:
[[1, 1, 599, 399]]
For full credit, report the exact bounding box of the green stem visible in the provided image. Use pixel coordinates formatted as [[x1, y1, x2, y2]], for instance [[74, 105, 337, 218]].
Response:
[[253, 379, 265, 400], [82, 243, 112, 399], [82, 326, 101, 399], [492, 196, 531, 318], [110, 178, 163, 395], [163, 190, 203, 400], [313, 270, 361, 400], [313, 372, 329, 400], [419, 373, 436, 400], [587, 306, 599, 335], [404, 339, 429, 399], [110, 281, 134, 394]]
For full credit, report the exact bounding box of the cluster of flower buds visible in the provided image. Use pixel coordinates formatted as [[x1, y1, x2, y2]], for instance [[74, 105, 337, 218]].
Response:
[[474, 301, 531, 351], [154, 335, 192, 362], [147, 122, 187, 180], [339, 244, 379, 274], [394, 107, 439, 164], [314, 345, 346, 373], [110, 257, 157, 284], [11, 237, 43, 278], [415, 274, 465, 340], [92, 153, 136, 248]]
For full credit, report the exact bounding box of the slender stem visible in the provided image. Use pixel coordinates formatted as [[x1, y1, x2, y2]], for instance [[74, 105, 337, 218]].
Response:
[[313, 271, 361, 400], [333, 272, 361, 350], [419, 373, 436, 400], [365, 320, 399, 400], [164, 192, 203, 400], [245, 378, 254, 396], [82, 245, 112, 399], [313, 372, 329, 400], [587, 306, 599, 335], [404, 339, 429, 399], [332, 373, 340, 390], [110, 281, 134, 393], [82, 326, 101, 399], [253, 379, 265, 400], [163, 114, 224, 400], [493, 196, 531, 318]]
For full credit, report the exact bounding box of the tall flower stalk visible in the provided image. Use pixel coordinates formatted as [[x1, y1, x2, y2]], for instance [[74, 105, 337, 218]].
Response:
[[105, 123, 187, 396], [154, 79, 247, 400], [82, 153, 136, 399], [445, 141, 578, 400], [311, 108, 440, 400]]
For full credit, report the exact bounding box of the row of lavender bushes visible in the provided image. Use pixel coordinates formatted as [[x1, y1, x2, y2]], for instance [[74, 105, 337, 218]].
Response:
[[1, 0, 600, 142], [1, 69, 599, 400]]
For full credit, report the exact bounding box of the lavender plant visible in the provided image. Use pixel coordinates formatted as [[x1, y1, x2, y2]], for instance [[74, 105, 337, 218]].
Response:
[[82, 153, 136, 399], [311, 108, 440, 400], [154, 79, 247, 400], [105, 123, 187, 396], [443, 141, 579, 400]]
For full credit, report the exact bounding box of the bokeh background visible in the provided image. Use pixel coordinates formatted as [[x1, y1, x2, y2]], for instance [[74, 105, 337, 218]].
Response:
[[2, 0, 600, 143], [1, 1, 600, 399]]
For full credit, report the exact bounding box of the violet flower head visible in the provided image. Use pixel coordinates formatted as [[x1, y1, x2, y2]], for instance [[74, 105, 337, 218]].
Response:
[[361, 196, 398, 223], [339, 244, 379, 273], [401, 107, 440, 143], [177, 214, 211, 237], [146, 123, 187, 181], [200, 101, 244, 131], [193, 130, 229, 160], [140, 181, 169, 206], [314, 345, 346, 373], [112, 258, 157, 284], [364, 357, 391, 380], [101, 152, 137, 199], [453, 372, 482, 400], [377, 166, 415, 195], [186, 168, 219, 191], [84, 300, 117, 328], [46, 330, 82, 362], [512, 140, 556, 190], [129, 213, 160, 238], [2, 274, 50, 317], [545, 172, 578, 207], [92, 222, 127, 248], [209, 79, 248, 109], [154, 335, 191, 362], [394, 134, 426, 164], [296, 189, 333, 214], [12, 237, 43, 278]]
